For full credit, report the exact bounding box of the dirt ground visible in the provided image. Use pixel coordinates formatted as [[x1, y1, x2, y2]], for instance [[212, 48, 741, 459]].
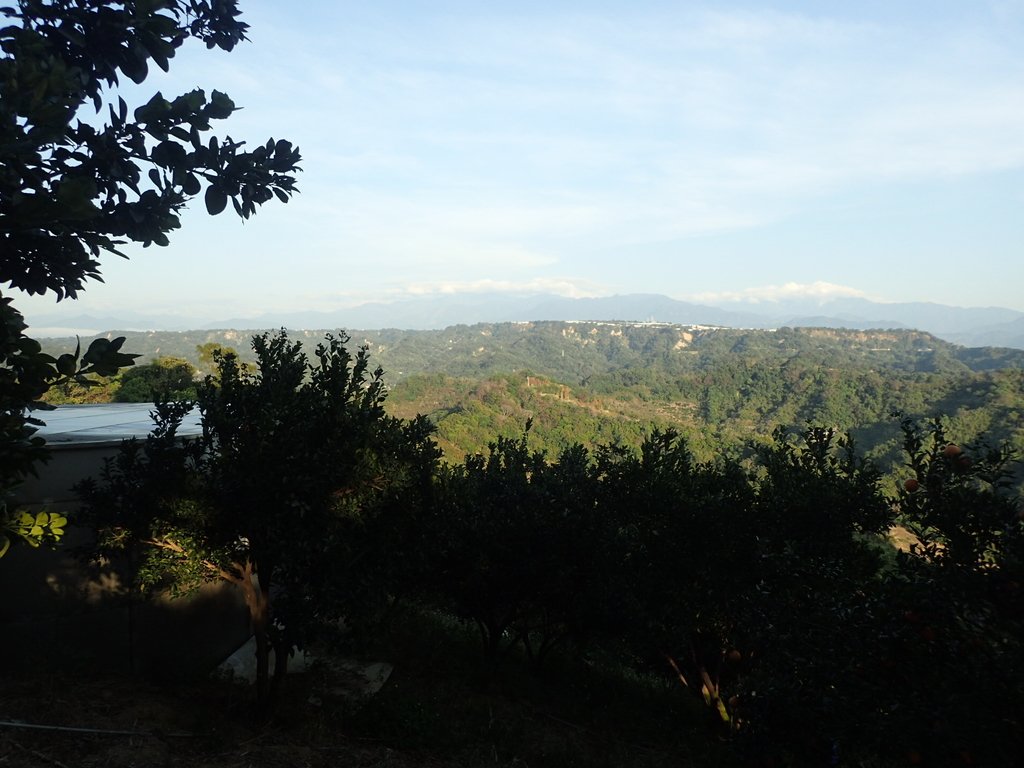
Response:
[[1, 608, 733, 768], [0, 670, 425, 768]]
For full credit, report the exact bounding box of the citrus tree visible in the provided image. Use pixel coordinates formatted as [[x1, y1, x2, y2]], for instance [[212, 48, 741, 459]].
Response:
[[81, 331, 439, 711], [430, 430, 620, 667], [878, 416, 1024, 764]]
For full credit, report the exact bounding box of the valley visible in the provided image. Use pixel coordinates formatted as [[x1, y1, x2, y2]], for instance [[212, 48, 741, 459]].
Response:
[[40, 322, 1024, 487]]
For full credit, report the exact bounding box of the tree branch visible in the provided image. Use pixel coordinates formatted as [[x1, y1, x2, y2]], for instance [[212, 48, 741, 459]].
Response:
[[141, 536, 243, 585]]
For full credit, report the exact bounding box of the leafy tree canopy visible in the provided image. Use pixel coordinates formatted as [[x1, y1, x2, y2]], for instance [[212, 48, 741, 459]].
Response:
[[1, 0, 301, 299], [0, 0, 300, 556], [113, 354, 195, 401], [81, 331, 440, 710]]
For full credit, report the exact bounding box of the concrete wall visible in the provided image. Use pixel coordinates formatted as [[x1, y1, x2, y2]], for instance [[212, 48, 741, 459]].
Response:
[[1, 438, 251, 679]]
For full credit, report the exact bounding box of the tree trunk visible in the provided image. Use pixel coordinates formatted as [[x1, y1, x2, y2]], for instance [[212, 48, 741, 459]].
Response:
[[238, 559, 273, 713], [270, 639, 289, 703]]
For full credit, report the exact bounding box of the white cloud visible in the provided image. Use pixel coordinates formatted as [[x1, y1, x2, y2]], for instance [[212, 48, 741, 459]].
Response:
[[688, 281, 870, 304]]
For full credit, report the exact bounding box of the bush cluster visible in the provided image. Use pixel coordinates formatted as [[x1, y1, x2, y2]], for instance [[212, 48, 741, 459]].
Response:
[[79, 332, 1022, 762], [423, 418, 1021, 765]]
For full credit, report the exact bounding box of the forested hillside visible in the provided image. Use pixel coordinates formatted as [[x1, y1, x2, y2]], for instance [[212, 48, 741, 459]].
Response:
[[58, 331, 1024, 766], [41, 323, 1024, 485], [40, 321, 1024, 378]]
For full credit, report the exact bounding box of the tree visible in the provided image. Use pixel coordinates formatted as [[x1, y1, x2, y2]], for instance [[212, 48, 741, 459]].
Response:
[[1, 0, 301, 300], [429, 428, 622, 668], [1, 295, 135, 555], [595, 429, 758, 730], [196, 341, 237, 376], [114, 355, 196, 401], [0, 0, 300, 552], [81, 331, 439, 711], [878, 416, 1024, 764]]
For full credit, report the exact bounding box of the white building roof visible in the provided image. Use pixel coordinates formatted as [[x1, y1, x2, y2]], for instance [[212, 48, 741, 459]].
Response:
[[33, 403, 202, 447]]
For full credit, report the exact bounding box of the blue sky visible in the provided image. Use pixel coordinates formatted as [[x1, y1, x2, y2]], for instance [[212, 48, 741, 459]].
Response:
[[16, 0, 1024, 323]]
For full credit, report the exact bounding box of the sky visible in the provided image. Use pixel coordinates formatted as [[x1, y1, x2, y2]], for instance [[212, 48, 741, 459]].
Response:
[[14, 0, 1024, 324]]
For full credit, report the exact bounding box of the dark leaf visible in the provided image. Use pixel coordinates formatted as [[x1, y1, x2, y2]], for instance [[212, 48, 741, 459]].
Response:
[[182, 172, 201, 196], [205, 184, 228, 215], [55, 353, 77, 377]]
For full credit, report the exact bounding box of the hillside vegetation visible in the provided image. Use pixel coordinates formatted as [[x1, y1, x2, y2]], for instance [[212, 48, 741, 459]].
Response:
[[43, 323, 1024, 485], [47, 328, 1023, 767]]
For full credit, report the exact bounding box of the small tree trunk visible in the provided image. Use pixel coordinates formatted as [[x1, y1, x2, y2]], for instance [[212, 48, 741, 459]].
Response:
[[520, 628, 535, 663], [253, 614, 271, 708], [255, 568, 275, 713], [270, 640, 290, 703], [477, 618, 504, 667], [238, 560, 273, 713]]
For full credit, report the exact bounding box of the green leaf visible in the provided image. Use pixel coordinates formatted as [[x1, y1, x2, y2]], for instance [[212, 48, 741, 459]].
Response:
[[55, 177, 100, 219], [82, 337, 110, 362], [151, 140, 186, 167], [121, 46, 149, 84], [134, 91, 168, 123], [207, 90, 235, 119], [17, 337, 42, 355], [49, 514, 67, 537], [205, 184, 227, 215], [56, 353, 77, 377], [181, 172, 201, 196]]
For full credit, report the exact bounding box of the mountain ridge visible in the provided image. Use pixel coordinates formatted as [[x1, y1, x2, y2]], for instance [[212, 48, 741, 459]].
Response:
[[25, 292, 1024, 350]]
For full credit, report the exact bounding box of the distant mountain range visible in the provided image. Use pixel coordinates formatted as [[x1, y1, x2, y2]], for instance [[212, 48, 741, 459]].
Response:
[[25, 293, 1024, 350]]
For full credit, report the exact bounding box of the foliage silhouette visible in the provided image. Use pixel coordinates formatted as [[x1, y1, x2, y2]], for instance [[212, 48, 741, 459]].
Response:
[[114, 355, 196, 402], [1, 0, 299, 555], [80, 330, 438, 713]]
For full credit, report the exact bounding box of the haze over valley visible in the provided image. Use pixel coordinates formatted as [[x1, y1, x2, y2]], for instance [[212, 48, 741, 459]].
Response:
[[25, 289, 1024, 350]]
